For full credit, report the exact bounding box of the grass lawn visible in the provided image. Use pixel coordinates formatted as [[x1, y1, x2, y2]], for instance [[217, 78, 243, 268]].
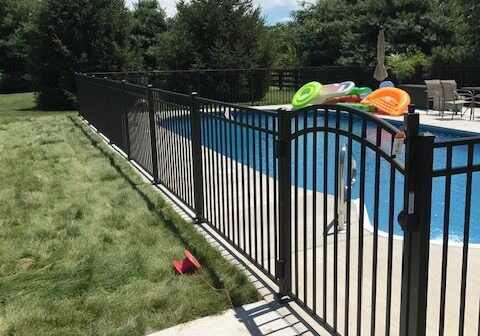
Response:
[[0, 93, 259, 336], [261, 86, 294, 105]]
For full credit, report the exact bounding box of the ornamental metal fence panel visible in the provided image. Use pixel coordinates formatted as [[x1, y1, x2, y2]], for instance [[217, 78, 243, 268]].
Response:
[[86, 67, 368, 106], [196, 96, 280, 282], [151, 88, 196, 211], [427, 136, 480, 336], [277, 105, 410, 335], [75, 72, 480, 336]]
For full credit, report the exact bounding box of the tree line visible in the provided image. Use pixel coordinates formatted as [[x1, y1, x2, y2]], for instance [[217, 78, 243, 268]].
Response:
[[0, 0, 478, 109]]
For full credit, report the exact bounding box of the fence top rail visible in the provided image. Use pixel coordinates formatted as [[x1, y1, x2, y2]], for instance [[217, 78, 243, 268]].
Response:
[[290, 104, 403, 136], [151, 88, 191, 99], [78, 73, 148, 91], [83, 66, 366, 76], [124, 81, 147, 93], [433, 135, 480, 148], [196, 96, 279, 117], [286, 104, 406, 173]]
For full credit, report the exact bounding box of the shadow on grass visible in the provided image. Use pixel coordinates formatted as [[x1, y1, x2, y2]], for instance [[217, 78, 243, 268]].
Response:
[[70, 115, 244, 303]]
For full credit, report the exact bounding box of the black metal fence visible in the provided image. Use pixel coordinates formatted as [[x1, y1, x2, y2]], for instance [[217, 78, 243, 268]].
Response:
[[76, 73, 480, 336], [407, 65, 480, 87], [427, 136, 480, 336], [196, 97, 280, 280], [276, 105, 410, 335], [86, 67, 372, 106], [87, 65, 480, 107]]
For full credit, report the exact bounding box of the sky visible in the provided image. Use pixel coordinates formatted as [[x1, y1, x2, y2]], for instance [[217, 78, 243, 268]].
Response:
[[125, 0, 301, 25]]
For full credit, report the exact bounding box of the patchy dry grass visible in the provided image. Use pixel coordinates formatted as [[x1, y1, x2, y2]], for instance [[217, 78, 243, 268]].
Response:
[[0, 93, 259, 336]]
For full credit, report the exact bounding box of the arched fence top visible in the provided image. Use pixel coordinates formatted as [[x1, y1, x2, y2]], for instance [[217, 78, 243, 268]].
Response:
[[286, 104, 406, 173], [288, 104, 402, 137]]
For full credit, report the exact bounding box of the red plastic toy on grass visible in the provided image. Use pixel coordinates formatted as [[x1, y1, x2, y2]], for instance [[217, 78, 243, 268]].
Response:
[[172, 250, 201, 275]]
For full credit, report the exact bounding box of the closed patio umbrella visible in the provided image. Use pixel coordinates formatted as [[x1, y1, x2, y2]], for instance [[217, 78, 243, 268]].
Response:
[[373, 28, 388, 82]]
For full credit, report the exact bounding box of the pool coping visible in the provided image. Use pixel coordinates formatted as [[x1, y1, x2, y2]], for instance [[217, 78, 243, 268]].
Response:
[[356, 199, 480, 249]]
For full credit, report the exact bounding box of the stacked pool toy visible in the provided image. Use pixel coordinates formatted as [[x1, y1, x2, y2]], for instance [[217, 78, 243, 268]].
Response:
[[291, 81, 411, 116]]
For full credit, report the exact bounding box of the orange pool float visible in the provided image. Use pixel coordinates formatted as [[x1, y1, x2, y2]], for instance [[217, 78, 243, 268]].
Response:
[[361, 87, 411, 116]]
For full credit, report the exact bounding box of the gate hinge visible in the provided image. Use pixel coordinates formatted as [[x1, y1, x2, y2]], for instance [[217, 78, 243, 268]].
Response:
[[275, 139, 285, 158], [276, 259, 286, 279]]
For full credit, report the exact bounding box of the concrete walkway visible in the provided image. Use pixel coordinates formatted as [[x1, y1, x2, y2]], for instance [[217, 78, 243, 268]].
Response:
[[148, 301, 297, 336]]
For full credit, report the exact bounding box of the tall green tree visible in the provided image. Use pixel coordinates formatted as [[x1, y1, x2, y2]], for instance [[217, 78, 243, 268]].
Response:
[[292, 0, 353, 66], [163, 0, 273, 69], [345, 0, 456, 66], [128, 0, 167, 70], [266, 23, 301, 68], [31, 0, 130, 109], [428, 0, 467, 66], [292, 0, 457, 68], [0, 0, 37, 92], [460, 0, 480, 63]]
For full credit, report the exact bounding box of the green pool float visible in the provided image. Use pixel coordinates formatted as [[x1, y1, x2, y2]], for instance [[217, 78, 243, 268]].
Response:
[[350, 87, 373, 96], [292, 81, 323, 109], [337, 102, 376, 113]]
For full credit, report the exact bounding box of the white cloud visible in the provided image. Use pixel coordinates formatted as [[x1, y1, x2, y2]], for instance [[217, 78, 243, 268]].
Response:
[[126, 0, 177, 16], [254, 0, 299, 10], [126, 0, 300, 18], [277, 16, 293, 23]]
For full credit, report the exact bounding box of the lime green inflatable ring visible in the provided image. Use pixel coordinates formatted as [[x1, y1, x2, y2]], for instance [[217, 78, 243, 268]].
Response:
[[292, 81, 323, 109]]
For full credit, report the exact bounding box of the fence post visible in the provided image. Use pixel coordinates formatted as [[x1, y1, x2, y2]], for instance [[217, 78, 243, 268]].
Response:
[[279, 69, 284, 90], [91, 75, 97, 128], [399, 105, 434, 336], [195, 69, 200, 94], [293, 68, 299, 91], [250, 68, 255, 106], [190, 92, 204, 222], [147, 85, 160, 184], [276, 108, 292, 299], [122, 80, 131, 160], [75, 73, 81, 118], [104, 77, 112, 144], [84, 75, 91, 125]]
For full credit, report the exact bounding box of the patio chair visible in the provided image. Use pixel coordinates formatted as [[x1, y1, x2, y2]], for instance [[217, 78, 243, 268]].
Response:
[[424, 79, 444, 114], [440, 80, 473, 119], [469, 94, 479, 120]]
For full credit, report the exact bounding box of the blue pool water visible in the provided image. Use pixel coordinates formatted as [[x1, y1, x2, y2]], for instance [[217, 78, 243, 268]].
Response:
[[192, 111, 480, 244]]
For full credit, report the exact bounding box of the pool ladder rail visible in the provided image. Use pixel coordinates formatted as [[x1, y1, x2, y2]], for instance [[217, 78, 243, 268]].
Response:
[[337, 132, 406, 231], [337, 144, 357, 231]]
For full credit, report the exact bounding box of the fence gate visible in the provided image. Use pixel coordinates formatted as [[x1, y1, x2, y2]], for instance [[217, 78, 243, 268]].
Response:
[[276, 105, 433, 336]]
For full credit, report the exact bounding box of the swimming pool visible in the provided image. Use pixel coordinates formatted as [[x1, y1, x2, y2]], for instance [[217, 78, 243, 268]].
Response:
[[192, 111, 480, 243]]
